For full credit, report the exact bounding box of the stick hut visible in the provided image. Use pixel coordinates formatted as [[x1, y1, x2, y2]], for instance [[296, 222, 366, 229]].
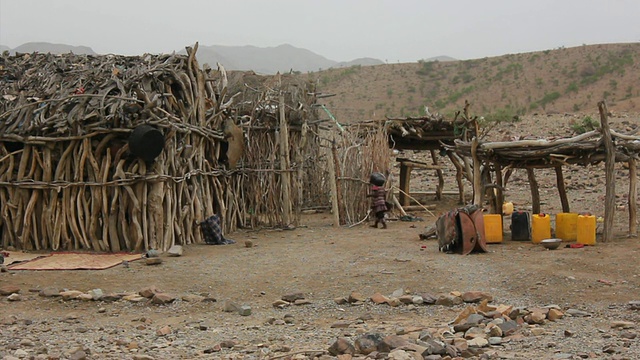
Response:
[[0, 45, 323, 252]]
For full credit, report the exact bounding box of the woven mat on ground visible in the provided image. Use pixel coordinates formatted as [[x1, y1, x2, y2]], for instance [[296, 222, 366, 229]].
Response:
[[2, 251, 48, 265], [8, 252, 142, 270]]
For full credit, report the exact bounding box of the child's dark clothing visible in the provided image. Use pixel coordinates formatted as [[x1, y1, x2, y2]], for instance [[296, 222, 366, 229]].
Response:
[[370, 185, 388, 228]]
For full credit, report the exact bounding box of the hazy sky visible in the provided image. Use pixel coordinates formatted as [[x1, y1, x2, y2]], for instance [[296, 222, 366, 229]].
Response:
[[1, 0, 639, 62]]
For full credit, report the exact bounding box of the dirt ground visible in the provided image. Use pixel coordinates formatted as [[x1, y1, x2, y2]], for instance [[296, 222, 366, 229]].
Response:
[[1, 114, 640, 360]]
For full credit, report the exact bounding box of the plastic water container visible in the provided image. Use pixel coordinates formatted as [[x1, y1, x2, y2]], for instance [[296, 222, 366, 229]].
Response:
[[511, 211, 531, 241], [483, 214, 503, 243], [577, 214, 596, 245], [502, 202, 514, 216], [556, 213, 578, 241], [531, 213, 552, 243]]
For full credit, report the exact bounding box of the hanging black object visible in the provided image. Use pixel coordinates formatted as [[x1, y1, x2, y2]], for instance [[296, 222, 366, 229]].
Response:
[[128, 125, 164, 162], [369, 172, 386, 186]]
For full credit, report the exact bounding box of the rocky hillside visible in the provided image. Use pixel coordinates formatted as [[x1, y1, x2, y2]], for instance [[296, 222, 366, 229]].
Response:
[[307, 43, 640, 122]]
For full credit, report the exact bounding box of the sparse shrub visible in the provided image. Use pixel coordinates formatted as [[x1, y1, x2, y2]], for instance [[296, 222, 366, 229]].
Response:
[[571, 116, 600, 134], [566, 82, 578, 93]]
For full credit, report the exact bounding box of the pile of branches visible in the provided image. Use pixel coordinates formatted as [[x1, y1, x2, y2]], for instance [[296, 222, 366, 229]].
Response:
[[448, 128, 640, 168]]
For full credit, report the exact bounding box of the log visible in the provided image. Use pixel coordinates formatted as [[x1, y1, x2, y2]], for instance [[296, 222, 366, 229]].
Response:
[[555, 166, 570, 213], [471, 137, 482, 206], [326, 144, 340, 227], [527, 168, 541, 214], [430, 150, 445, 200], [279, 94, 293, 226], [599, 101, 615, 243], [629, 158, 638, 237]]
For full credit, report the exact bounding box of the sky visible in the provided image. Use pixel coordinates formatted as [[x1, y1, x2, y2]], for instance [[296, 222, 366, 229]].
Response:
[[1, 0, 639, 63]]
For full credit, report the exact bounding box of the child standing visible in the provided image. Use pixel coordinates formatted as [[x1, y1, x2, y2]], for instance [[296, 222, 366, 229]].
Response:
[[369, 172, 388, 229]]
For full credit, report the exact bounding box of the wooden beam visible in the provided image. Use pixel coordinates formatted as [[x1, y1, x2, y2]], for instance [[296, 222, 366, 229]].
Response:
[[279, 94, 292, 226], [599, 101, 615, 243], [447, 152, 466, 205], [555, 166, 570, 213], [629, 158, 637, 237], [399, 162, 411, 206], [495, 163, 504, 216], [471, 137, 482, 206], [527, 168, 541, 214], [325, 142, 340, 227], [430, 150, 445, 200]]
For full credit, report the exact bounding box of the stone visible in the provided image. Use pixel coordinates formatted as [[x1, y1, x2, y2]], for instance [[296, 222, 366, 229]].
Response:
[[421, 339, 446, 355], [219, 340, 237, 348], [334, 297, 348, 305], [132, 355, 155, 360], [354, 333, 385, 355], [0, 285, 20, 296], [181, 294, 205, 302], [566, 309, 591, 317], [328, 338, 355, 356], [272, 299, 290, 308], [156, 325, 171, 336], [244, 240, 254, 248], [100, 293, 122, 302], [420, 293, 438, 304], [39, 287, 61, 297], [145, 257, 163, 265], [139, 287, 160, 299], [435, 294, 463, 307], [497, 320, 519, 336], [123, 294, 147, 302], [488, 325, 503, 337], [611, 321, 634, 329], [467, 337, 489, 348], [488, 337, 502, 345], [294, 299, 311, 305], [88, 288, 104, 300], [462, 291, 493, 303], [398, 295, 414, 304], [282, 292, 305, 302], [60, 290, 84, 301], [348, 291, 366, 303], [167, 245, 183, 256], [525, 312, 546, 324], [620, 331, 637, 339], [387, 298, 402, 307], [371, 293, 389, 305], [531, 327, 546, 336], [77, 294, 94, 301], [223, 301, 239, 312], [411, 295, 424, 305], [465, 313, 485, 325], [388, 349, 413, 360], [151, 293, 176, 305], [331, 321, 351, 328], [547, 308, 564, 321], [238, 305, 252, 316], [382, 335, 410, 350], [629, 301, 640, 310], [464, 327, 485, 339], [7, 293, 21, 301]]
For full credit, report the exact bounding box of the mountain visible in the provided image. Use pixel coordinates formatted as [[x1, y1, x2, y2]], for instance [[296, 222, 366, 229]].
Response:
[[3, 42, 96, 55], [308, 43, 640, 121], [188, 44, 383, 74]]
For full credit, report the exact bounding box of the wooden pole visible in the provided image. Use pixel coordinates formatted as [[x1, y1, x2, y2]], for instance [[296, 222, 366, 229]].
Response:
[[554, 166, 570, 213], [399, 163, 411, 206], [325, 143, 340, 227], [629, 158, 638, 237], [599, 101, 615, 243], [330, 140, 345, 223], [279, 94, 292, 226], [495, 163, 504, 216], [527, 167, 541, 214], [430, 150, 445, 200], [447, 152, 466, 204], [471, 137, 482, 206]]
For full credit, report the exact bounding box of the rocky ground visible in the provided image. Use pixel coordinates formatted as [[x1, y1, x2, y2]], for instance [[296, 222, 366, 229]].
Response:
[[1, 113, 640, 360]]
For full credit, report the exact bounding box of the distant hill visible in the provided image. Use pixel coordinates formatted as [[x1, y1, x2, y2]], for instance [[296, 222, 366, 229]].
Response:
[[422, 55, 457, 62], [184, 44, 383, 74], [307, 43, 640, 121], [2, 42, 96, 55]]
